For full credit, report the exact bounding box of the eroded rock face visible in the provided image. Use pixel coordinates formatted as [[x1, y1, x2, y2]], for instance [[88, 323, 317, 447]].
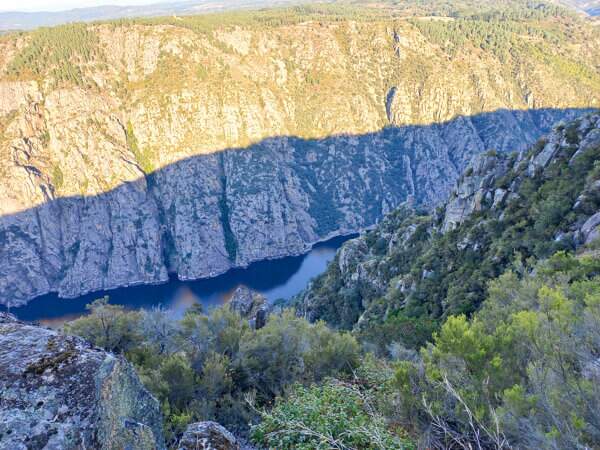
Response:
[[177, 421, 240, 450], [228, 286, 269, 329], [0, 313, 164, 450], [581, 211, 600, 244], [0, 108, 587, 309]]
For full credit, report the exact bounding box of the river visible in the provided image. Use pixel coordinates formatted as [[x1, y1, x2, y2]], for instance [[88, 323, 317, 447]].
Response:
[[5, 234, 355, 327]]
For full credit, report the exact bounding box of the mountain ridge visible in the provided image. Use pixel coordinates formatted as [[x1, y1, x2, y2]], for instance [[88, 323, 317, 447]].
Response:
[[1, 107, 590, 307], [1, 0, 599, 31]]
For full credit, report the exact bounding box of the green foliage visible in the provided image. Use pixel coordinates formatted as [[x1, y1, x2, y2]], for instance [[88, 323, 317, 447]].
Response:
[[66, 303, 361, 443], [128, 4, 384, 35], [103, 0, 573, 39], [5, 23, 99, 86], [64, 296, 141, 353], [391, 253, 600, 449], [251, 380, 413, 449], [51, 164, 64, 190], [385, 0, 569, 20], [40, 130, 50, 146], [219, 174, 237, 262], [125, 121, 154, 174], [361, 311, 439, 351], [411, 18, 523, 60], [239, 311, 360, 400]]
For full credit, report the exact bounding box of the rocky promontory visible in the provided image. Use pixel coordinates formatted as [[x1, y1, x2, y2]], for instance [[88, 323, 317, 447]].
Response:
[[297, 113, 600, 334]]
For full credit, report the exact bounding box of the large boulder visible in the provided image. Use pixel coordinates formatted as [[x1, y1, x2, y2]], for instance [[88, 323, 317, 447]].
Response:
[[177, 421, 240, 450], [0, 312, 164, 450], [228, 287, 269, 329]]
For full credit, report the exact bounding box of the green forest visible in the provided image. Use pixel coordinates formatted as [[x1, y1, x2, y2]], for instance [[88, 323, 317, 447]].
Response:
[[2, 0, 597, 95]]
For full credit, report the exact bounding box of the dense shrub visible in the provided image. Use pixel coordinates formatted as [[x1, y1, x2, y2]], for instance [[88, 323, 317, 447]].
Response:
[[251, 380, 414, 450], [65, 304, 360, 444], [391, 253, 600, 449]]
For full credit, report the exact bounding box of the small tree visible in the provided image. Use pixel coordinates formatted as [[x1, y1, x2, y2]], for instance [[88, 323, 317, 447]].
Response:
[[64, 296, 141, 353]]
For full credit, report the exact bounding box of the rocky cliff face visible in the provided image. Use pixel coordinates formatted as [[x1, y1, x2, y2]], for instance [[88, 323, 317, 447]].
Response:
[[0, 312, 164, 450], [297, 113, 600, 341], [0, 8, 599, 306]]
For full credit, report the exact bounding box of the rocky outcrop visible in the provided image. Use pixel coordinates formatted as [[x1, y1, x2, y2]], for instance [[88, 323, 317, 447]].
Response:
[[0, 312, 164, 450], [0, 11, 598, 307], [228, 287, 269, 329], [442, 152, 512, 232], [581, 212, 600, 244], [177, 421, 240, 450]]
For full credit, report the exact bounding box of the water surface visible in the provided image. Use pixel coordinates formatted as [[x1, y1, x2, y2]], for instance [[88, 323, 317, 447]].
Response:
[[6, 234, 354, 327]]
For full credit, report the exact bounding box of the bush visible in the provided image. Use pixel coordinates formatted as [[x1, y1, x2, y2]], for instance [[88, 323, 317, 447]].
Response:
[[65, 303, 360, 441], [64, 296, 141, 353], [239, 311, 360, 400], [251, 380, 414, 450]]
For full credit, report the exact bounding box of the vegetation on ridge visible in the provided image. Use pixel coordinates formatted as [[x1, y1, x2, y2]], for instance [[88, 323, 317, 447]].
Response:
[[2, 0, 598, 97], [5, 23, 101, 87], [259, 251, 600, 449], [299, 114, 600, 352]]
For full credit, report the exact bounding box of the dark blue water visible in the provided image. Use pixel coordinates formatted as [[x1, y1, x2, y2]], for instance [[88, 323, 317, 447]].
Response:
[[5, 234, 354, 328]]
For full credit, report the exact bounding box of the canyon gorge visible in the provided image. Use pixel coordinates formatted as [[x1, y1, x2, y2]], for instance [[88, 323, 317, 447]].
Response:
[[0, 4, 599, 306]]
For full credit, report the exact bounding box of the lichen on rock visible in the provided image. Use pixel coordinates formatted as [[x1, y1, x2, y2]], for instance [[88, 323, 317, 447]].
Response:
[[0, 312, 165, 450], [177, 421, 240, 450], [228, 286, 270, 330]]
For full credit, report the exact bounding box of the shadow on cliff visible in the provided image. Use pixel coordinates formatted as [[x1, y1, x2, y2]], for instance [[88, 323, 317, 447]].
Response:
[[0, 106, 595, 313]]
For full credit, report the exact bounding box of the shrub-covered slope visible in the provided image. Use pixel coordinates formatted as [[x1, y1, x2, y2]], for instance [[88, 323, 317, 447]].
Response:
[[297, 112, 600, 349]]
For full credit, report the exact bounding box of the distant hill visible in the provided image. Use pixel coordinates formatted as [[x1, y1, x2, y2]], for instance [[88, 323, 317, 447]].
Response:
[[1, 0, 599, 31], [0, 0, 303, 30]]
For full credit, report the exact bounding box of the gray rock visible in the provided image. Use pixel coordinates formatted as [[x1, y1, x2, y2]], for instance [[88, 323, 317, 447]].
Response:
[[228, 286, 269, 329], [570, 127, 600, 165], [492, 188, 508, 209], [0, 314, 164, 450], [178, 421, 240, 450], [442, 153, 509, 231], [581, 212, 600, 244]]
